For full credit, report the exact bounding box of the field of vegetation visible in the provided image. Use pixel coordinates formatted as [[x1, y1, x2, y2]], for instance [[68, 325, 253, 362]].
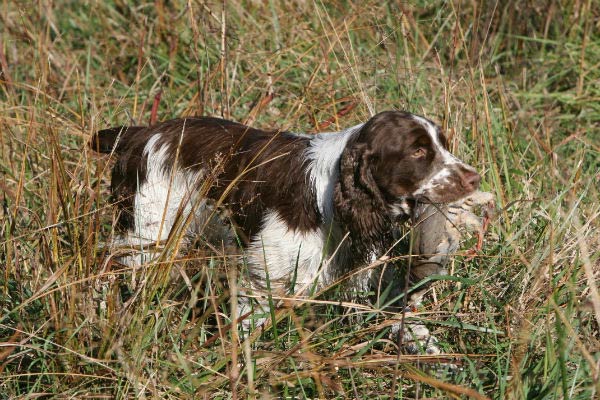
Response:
[[1, 1, 599, 398]]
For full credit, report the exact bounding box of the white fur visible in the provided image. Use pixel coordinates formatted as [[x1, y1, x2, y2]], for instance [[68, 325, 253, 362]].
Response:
[[305, 124, 363, 220], [246, 210, 325, 290], [389, 199, 413, 218], [132, 135, 202, 243], [239, 210, 326, 326]]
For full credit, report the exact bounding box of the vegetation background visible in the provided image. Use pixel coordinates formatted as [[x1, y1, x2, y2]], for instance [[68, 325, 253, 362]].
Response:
[[1, 0, 599, 398]]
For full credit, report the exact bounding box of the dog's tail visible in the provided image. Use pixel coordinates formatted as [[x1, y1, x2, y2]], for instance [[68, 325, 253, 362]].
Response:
[[89, 126, 146, 154]]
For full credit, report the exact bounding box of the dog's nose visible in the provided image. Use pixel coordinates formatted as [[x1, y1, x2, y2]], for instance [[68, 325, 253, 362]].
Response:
[[461, 169, 481, 190]]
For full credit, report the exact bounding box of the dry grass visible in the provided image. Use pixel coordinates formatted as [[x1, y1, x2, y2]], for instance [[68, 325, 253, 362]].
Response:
[[1, 0, 599, 398]]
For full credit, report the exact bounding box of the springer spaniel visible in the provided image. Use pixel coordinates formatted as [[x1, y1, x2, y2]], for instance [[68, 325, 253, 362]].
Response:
[[91, 110, 482, 341]]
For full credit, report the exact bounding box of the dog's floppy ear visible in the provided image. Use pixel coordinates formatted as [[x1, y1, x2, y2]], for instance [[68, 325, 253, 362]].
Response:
[[334, 141, 388, 249], [89, 126, 145, 154]]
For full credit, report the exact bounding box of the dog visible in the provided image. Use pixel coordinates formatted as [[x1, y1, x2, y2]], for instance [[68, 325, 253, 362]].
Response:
[[91, 110, 481, 337]]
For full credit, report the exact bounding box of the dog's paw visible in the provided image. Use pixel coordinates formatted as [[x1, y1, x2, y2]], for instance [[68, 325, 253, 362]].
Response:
[[404, 323, 442, 355], [390, 321, 442, 355]]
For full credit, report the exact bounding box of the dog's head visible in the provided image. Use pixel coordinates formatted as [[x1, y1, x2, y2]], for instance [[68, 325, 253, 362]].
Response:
[[363, 111, 480, 203], [336, 111, 480, 229]]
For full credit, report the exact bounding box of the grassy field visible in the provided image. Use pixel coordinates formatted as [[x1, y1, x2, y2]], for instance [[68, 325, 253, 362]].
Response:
[[1, 0, 599, 398]]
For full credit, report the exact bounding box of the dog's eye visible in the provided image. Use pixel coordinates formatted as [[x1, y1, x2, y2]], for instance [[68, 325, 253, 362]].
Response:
[[412, 148, 426, 158]]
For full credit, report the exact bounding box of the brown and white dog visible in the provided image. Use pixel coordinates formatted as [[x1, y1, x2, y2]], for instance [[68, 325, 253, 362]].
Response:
[[91, 110, 481, 335]]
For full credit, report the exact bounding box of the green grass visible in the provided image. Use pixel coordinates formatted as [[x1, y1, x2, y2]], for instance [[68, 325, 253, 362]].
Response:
[[1, 1, 599, 398]]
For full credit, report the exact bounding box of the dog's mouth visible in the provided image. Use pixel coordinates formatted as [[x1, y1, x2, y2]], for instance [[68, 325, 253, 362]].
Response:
[[413, 189, 476, 205]]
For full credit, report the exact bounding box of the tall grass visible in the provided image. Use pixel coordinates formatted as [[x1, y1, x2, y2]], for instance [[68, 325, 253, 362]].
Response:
[[1, 1, 598, 398]]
